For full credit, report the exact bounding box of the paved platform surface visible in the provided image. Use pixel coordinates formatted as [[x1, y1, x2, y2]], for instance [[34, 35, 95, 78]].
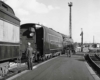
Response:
[[7, 54, 96, 80]]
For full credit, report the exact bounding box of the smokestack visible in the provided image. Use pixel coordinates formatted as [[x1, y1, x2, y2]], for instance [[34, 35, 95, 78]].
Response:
[[68, 2, 73, 39]]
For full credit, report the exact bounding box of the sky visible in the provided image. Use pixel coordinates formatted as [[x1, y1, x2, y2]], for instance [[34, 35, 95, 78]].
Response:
[[4, 0, 100, 43]]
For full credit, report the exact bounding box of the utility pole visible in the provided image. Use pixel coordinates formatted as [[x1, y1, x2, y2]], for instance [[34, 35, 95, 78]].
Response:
[[68, 2, 73, 39], [80, 28, 83, 52]]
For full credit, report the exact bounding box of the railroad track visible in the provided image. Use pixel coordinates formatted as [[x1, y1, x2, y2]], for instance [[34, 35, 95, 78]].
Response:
[[0, 61, 39, 79], [0, 62, 28, 80], [85, 53, 100, 77], [95, 54, 100, 60], [0, 56, 57, 80]]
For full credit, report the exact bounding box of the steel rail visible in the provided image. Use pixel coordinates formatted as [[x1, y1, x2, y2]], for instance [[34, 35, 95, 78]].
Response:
[[85, 54, 100, 75], [95, 54, 100, 60]]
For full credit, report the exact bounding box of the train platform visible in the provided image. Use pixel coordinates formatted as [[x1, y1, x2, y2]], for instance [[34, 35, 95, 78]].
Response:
[[6, 53, 100, 80]]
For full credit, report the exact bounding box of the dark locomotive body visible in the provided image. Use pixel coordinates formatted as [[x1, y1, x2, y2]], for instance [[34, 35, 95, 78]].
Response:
[[0, 1, 20, 76], [38, 25, 63, 58], [20, 23, 63, 61]]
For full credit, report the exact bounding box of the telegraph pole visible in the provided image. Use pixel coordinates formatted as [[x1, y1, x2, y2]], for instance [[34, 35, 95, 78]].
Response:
[[80, 28, 83, 52], [68, 2, 73, 39]]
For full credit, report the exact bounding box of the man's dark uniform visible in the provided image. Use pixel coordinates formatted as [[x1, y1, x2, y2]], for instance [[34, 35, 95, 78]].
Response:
[[26, 46, 33, 70], [65, 47, 71, 57], [67, 49, 71, 57]]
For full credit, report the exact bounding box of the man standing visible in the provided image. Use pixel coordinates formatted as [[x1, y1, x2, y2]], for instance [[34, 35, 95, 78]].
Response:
[[66, 47, 71, 57], [26, 42, 33, 70]]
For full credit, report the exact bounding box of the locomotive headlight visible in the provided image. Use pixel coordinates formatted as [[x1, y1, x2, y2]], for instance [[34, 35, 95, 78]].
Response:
[[29, 33, 34, 37], [29, 27, 35, 37]]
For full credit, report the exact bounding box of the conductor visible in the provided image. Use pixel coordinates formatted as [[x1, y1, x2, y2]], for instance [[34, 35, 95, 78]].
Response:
[[26, 42, 33, 70]]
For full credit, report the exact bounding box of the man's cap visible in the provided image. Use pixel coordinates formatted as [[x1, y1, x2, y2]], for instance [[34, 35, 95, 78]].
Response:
[[28, 42, 31, 46]]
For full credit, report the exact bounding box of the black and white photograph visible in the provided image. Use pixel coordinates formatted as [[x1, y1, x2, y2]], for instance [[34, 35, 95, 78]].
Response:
[[0, 0, 100, 80]]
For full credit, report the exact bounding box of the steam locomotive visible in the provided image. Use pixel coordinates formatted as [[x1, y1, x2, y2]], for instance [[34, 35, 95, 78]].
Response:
[[20, 23, 63, 61], [0, 1, 74, 76]]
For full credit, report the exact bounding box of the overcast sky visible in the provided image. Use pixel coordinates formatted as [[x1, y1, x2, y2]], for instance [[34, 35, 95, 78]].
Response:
[[4, 0, 100, 43]]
